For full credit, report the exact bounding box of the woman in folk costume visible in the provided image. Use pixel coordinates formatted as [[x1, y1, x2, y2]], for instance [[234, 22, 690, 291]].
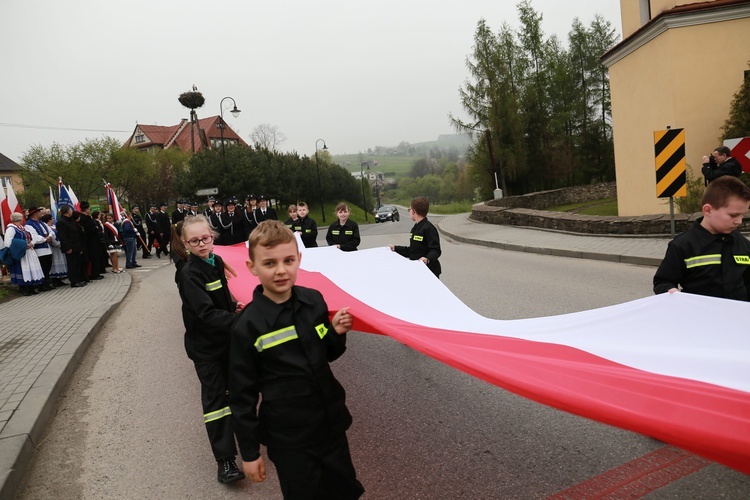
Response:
[[24, 206, 54, 291], [3, 212, 45, 295], [42, 213, 69, 286], [103, 212, 124, 273]]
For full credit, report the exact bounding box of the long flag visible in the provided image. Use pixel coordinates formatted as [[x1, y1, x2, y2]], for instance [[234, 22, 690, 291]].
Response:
[[58, 178, 74, 208], [67, 185, 80, 211], [1, 181, 23, 228], [49, 185, 58, 222], [104, 181, 123, 222], [213, 242, 750, 475]]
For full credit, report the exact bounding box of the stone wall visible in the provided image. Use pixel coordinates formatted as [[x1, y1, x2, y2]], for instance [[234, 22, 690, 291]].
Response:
[[471, 182, 711, 235]]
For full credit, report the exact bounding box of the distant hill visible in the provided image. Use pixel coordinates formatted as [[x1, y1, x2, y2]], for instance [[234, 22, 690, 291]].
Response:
[[333, 134, 473, 176]]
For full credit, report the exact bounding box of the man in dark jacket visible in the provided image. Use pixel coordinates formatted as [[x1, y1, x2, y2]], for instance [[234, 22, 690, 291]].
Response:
[[77, 201, 105, 279], [56, 205, 88, 287], [702, 146, 743, 184], [155, 202, 172, 257]]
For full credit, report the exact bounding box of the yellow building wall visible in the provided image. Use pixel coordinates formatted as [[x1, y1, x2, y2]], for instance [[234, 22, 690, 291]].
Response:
[[610, 16, 750, 215]]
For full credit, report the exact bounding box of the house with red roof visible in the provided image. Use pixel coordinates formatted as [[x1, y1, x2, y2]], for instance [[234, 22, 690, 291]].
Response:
[[123, 115, 247, 153]]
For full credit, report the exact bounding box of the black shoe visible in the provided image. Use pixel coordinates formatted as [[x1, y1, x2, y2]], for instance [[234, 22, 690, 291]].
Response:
[[143, 254, 152, 259], [91, 275, 105, 280], [134, 264, 142, 268], [57, 280, 70, 287], [71, 282, 86, 288], [20, 288, 31, 296], [39, 284, 55, 292], [30, 288, 39, 295], [217, 457, 245, 484]]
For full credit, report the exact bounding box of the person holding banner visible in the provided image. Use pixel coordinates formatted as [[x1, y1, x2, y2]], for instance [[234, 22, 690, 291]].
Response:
[[120, 210, 140, 270], [654, 176, 750, 299]]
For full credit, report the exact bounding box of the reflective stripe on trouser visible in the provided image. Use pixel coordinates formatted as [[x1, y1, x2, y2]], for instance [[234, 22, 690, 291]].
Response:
[[684, 254, 721, 269], [193, 358, 237, 460]]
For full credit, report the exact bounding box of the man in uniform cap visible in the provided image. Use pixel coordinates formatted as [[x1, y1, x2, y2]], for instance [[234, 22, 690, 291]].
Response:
[[172, 200, 187, 225], [242, 194, 258, 239], [131, 205, 151, 258], [155, 202, 171, 257], [189, 201, 199, 216], [145, 203, 159, 256], [203, 197, 216, 218], [254, 194, 278, 225], [220, 198, 244, 245]]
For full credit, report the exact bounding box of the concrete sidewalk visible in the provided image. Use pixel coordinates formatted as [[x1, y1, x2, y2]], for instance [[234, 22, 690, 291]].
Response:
[[0, 215, 671, 497], [437, 213, 671, 267]]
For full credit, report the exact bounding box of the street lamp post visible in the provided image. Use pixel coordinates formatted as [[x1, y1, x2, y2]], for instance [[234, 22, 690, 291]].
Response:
[[218, 96, 241, 166], [314, 139, 327, 223], [360, 162, 369, 221]]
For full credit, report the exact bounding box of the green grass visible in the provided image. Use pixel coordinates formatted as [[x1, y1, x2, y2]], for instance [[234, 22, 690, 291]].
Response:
[[333, 155, 415, 178], [0, 283, 20, 304], [546, 197, 619, 216]]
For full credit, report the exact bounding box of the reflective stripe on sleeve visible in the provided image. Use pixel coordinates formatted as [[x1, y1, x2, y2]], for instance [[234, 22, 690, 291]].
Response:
[[734, 255, 750, 265], [204, 406, 232, 423], [315, 323, 328, 339], [684, 254, 721, 268], [413, 235, 423, 242], [205, 280, 222, 291], [255, 326, 298, 352]]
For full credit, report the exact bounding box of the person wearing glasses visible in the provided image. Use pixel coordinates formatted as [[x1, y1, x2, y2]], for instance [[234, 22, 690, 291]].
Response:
[[389, 196, 442, 278], [176, 215, 246, 485]]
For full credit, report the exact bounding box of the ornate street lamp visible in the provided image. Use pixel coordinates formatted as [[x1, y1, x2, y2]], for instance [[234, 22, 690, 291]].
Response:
[[218, 97, 241, 160], [314, 139, 327, 223]]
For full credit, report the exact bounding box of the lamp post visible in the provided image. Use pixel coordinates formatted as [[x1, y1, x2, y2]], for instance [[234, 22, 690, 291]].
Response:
[[314, 139, 327, 223], [218, 96, 241, 163], [360, 162, 369, 221]]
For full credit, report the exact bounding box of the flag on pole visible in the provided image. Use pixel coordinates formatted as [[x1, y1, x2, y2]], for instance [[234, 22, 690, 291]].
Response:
[[67, 185, 80, 211], [58, 178, 74, 208], [49, 185, 58, 222], [1, 181, 23, 227], [104, 181, 123, 222], [0, 182, 7, 230]]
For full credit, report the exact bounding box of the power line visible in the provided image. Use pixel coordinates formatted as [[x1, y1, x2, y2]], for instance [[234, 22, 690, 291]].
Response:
[[0, 122, 131, 133]]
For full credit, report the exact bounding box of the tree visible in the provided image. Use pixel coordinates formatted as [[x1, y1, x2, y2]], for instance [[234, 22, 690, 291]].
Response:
[[250, 123, 287, 151], [721, 63, 750, 140]]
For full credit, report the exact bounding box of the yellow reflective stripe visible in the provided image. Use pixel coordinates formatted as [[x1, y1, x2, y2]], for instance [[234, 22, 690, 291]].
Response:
[[685, 254, 721, 268], [255, 326, 298, 352], [331, 230, 340, 235], [315, 323, 328, 339], [205, 280, 222, 291], [344, 231, 353, 235], [413, 235, 424, 242], [735, 255, 750, 265], [204, 406, 232, 423]]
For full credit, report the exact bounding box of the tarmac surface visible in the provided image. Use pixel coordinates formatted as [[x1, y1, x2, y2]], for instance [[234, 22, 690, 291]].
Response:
[[0, 214, 673, 497]]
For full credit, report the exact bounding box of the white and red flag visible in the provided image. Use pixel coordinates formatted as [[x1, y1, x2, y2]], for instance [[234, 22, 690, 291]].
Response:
[[67, 185, 80, 211], [1, 180, 24, 228], [213, 242, 750, 475], [104, 181, 122, 222]]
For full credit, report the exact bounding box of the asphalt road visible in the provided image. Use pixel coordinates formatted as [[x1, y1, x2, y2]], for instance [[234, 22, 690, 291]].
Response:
[[15, 214, 750, 498]]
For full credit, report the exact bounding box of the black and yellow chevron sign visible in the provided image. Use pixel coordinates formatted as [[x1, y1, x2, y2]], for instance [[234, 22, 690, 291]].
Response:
[[654, 128, 687, 198]]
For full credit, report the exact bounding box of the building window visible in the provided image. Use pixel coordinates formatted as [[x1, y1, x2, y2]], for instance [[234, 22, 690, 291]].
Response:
[[1, 176, 11, 188], [639, 0, 651, 26], [135, 135, 145, 144]]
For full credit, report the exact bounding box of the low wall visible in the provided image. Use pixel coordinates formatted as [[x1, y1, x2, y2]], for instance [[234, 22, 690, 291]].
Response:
[[471, 183, 709, 235]]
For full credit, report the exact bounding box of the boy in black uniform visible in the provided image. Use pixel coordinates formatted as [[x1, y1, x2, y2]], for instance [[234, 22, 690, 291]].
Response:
[[654, 176, 750, 299], [294, 201, 318, 247], [229, 220, 364, 499], [177, 215, 245, 484], [389, 196, 442, 278], [326, 202, 360, 251], [155, 202, 172, 257], [145, 204, 159, 256]]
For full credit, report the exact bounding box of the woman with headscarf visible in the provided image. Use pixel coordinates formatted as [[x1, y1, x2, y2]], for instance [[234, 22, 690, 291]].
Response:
[[3, 212, 45, 295]]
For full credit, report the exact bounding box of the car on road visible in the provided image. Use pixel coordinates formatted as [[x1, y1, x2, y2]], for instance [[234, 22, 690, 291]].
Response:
[[375, 205, 400, 223]]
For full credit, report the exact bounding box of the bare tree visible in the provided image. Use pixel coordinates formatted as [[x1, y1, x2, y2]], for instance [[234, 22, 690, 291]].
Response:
[[250, 123, 287, 151]]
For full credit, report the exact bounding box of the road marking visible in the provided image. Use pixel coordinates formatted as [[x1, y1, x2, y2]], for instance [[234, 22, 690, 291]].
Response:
[[547, 446, 710, 499]]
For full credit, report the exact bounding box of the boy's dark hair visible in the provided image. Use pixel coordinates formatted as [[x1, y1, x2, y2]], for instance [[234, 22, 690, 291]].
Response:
[[411, 196, 430, 217], [714, 145, 731, 156], [297, 201, 308, 209], [80, 201, 90, 211], [702, 176, 750, 208], [248, 220, 297, 260]]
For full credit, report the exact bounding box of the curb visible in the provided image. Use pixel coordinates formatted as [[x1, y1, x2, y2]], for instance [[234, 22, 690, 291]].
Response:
[[0, 274, 131, 498], [437, 220, 663, 268]]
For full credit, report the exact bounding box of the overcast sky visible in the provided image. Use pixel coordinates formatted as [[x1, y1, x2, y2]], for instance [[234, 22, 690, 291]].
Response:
[[0, 0, 621, 164]]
